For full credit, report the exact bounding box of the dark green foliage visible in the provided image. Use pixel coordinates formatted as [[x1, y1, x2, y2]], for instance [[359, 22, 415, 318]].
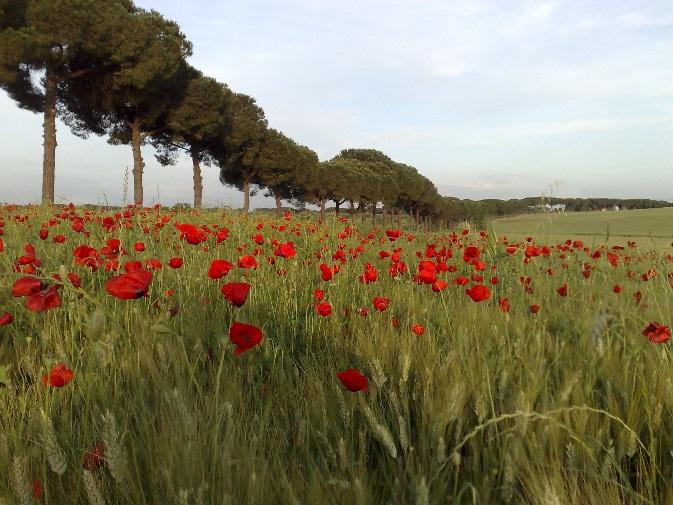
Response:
[[151, 71, 234, 207], [0, 0, 136, 203], [215, 93, 268, 212], [59, 6, 193, 204], [442, 197, 672, 225]]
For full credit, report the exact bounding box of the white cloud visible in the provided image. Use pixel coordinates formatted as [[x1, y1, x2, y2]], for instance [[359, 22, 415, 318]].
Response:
[[481, 116, 673, 139], [577, 11, 673, 30], [505, 2, 558, 38]]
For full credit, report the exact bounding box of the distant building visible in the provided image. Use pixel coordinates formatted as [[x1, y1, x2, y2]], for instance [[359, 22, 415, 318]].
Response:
[[528, 203, 566, 213], [612, 205, 620, 211]]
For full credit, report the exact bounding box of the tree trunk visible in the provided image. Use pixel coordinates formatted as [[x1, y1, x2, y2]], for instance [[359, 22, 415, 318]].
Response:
[[242, 178, 250, 213], [192, 151, 203, 208], [382, 205, 387, 228], [397, 209, 401, 228], [372, 202, 376, 226], [319, 199, 325, 221], [275, 194, 282, 213], [41, 68, 57, 205], [335, 200, 340, 215], [130, 120, 144, 206]]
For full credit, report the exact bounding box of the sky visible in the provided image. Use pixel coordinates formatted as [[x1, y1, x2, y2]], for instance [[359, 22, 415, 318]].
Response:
[[1, 0, 672, 207]]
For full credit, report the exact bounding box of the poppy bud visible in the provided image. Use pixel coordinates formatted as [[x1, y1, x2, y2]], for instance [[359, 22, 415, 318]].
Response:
[[87, 310, 106, 340]]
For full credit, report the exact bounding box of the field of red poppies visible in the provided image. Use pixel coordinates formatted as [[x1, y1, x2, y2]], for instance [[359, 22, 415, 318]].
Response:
[[1, 203, 673, 505]]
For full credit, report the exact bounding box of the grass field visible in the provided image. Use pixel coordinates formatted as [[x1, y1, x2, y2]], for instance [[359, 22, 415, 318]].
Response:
[[493, 207, 673, 249], [2, 205, 673, 505]]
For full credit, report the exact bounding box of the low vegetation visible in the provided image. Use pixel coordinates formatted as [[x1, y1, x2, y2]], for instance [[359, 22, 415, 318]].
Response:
[[1, 205, 673, 504]]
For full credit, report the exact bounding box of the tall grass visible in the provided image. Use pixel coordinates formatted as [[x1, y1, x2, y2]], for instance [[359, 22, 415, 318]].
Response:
[[0, 205, 672, 504]]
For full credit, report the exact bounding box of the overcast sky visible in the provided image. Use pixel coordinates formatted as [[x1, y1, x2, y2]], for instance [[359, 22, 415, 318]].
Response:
[[1, 0, 672, 207]]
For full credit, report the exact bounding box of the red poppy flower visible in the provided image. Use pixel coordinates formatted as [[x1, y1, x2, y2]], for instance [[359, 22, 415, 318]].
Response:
[[229, 322, 263, 355], [134, 242, 145, 252], [642, 322, 671, 344], [105, 259, 119, 272], [462, 246, 480, 263], [221, 282, 251, 307], [208, 259, 234, 279], [386, 229, 402, 241], [530, 304, 540, 314], [411, 323, 425, 336], [416, 266, 436, 285], [432, 279, 448, 292], [168, 257, 183, 269], [454, 275, 470, 286], [466, 285, 491, 302], [0, 312, 12, 325], [26, 285, 61, 312], [145, 258, 162, 270], [105, 269, 152, 300], [337, 369, 368, 392], [11, 276, 43, 297], [499, 298, 510, 312], [175, 223, 206, 245], [315, 301, 333, 316], [360, 264, 378, 284], [556, 284, 568, 297], [124, 260, 143, 273], [83, 442, 106, 472], [274, 242, 296, 259], [373, 296, 390, 312], [238, 255, 258, 269], [313, 289, 325, 301], [67, 272, 82, 289], [73, 245, 101, 271], [42, 363, 75, 387], [32, 480, 43, 501]]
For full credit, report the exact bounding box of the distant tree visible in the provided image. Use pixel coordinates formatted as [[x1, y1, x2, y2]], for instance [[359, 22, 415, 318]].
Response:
[[332, 149, 399, 225], [252, 134, 319, 213], [322, 157, 373, 214], [0, 0, 134, 204], [216, 93, 268, 212], [291, 161, 333, 220], [152, 71, 233, 208], [60, 7, 192, 205]]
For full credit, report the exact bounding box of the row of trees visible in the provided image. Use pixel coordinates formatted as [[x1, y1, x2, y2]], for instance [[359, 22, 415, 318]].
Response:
[[5, 2, 665, 225], [442, 197, 671, 224], [0, 0, 452, 225]]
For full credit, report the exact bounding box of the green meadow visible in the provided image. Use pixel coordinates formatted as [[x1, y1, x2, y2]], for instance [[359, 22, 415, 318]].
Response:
[[493, 207, 673, 249], [1, 205, 673, 505]]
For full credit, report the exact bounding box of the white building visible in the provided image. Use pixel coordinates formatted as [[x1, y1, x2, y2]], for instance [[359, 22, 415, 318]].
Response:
[[528, 203, 566, 212]]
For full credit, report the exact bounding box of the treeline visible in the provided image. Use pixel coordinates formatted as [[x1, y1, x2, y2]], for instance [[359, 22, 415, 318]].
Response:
[[444, 196, 671, 224], [0, 0, 448, 225]]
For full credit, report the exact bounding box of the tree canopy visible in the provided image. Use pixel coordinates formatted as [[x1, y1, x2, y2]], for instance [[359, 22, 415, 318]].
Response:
[[152, 71, 234, 207], [3, 1, 667, 225], [59, 6, 193, 205], [0, 0, 135, 203]]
